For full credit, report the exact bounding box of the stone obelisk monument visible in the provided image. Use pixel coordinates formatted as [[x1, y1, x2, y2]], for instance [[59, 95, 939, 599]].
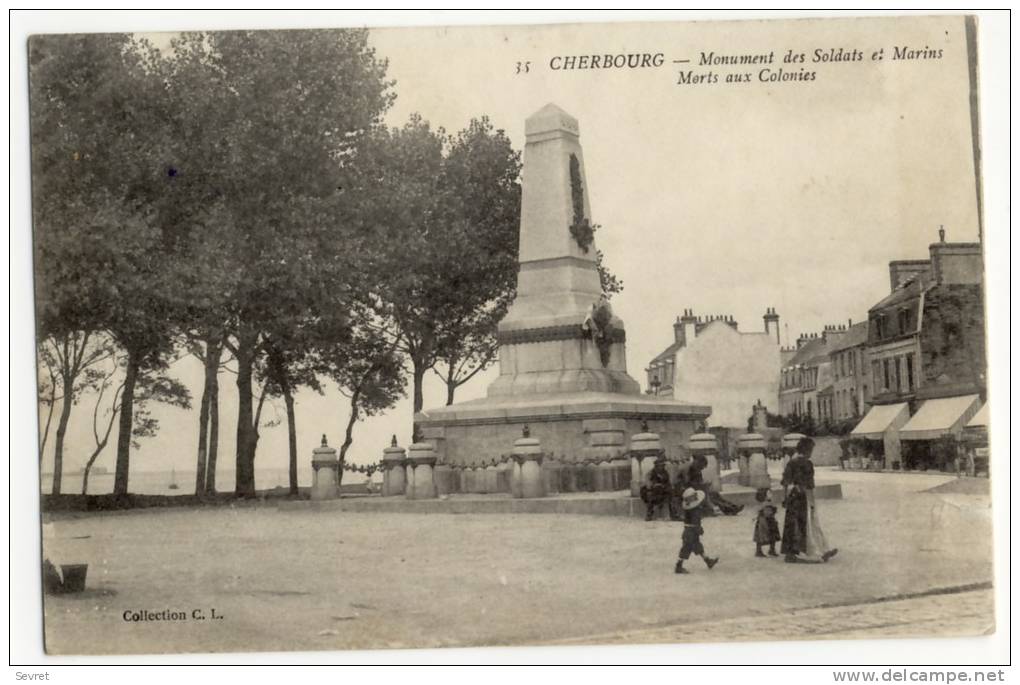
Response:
[[417, 104, 709, 483], [487, 104, 639, 397]]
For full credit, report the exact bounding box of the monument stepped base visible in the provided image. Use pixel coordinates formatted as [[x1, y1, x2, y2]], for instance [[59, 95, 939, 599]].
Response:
[[279, 484, 843, 517], [416, 391, 711, 476]]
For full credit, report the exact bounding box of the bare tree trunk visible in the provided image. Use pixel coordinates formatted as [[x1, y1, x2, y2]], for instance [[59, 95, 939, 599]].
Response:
[[337, 388, 362, 489], [82, 435, 111, 495], [234, 344, 256, 498], [445, 378, 456, 406], [113, 351, 140, 497], [195, 339, 221, 495], [206, 375, 220, 494], [50, 387, 73, 496], [194, 371, 212, 495], [252, 388, 267, 457], [411, 360, 426, 441], [284, 386, 298, 496], [39, 385, 57, 460]]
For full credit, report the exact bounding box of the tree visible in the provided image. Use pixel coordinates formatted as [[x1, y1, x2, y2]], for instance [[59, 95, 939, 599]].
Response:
[[36, 332, 113, 493], [30, 33, 183, 496], [259, 330, 323, 496], [80, 360, 191, 495], [154, 30, 393, 497], [429, 118, 522, 406], [357, 115, 625, 429], [355, 115, 523, 430], [37, 351, 60, 459], [316, 304, 405, 484]]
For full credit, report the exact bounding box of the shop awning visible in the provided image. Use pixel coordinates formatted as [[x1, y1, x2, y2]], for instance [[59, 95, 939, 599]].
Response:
[[850, 403, 909, 440], [966, 403, 989, 429], [900, 394, 981, 441]]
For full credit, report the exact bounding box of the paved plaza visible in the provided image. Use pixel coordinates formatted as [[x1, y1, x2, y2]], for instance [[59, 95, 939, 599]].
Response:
[[42, 469, 994, 654]]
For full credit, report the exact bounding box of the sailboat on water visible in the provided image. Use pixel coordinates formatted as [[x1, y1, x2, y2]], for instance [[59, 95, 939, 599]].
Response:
[[168, 467, 179, 490]]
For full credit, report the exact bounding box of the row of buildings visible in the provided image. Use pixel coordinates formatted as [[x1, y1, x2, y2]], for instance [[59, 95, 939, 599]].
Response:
[[645, 230, 987, 470]]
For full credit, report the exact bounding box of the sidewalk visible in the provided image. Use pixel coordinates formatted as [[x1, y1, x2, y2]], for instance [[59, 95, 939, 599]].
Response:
[[550, 585, 994, 645]]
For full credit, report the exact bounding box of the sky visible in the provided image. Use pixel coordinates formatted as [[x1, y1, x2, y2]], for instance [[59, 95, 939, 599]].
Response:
[[33, 15, 984, 485]]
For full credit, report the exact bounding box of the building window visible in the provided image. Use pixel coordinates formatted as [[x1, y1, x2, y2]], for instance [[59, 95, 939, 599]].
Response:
[[898, 309, 909, 335], [850, 351, 856, 376], [894, 357, 903, 392], [883, 359, 892, 392], [906, 353, 915, 391]]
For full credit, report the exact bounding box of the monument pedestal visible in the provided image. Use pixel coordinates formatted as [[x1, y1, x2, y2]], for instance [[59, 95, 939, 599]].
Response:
[[418, 392, 709, 490]]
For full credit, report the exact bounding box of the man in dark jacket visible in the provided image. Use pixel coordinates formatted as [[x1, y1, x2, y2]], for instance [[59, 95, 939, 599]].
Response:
[[640, 456, 672, 521]]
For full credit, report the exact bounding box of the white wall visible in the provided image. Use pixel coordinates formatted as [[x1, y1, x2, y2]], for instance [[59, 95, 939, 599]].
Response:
[[672, 322, 781, 428]]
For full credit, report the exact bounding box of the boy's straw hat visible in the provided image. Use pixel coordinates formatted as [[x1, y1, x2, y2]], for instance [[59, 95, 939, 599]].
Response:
[[682, 487, 706, 510]]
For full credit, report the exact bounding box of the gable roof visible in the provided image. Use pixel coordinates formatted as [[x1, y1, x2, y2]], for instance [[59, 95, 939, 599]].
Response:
[[869, 273, 932, 313], [784, 336, 828, 368], [829, 321, 869, 353], [650, 340, 683, 365]]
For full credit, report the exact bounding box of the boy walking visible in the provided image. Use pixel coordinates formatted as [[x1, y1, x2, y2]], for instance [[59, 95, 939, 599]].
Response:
[[674, 487, 720, 574]]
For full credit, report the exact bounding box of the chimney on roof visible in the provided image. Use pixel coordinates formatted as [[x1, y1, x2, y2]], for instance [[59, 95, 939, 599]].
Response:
[[679, 308, 697, 345], [763, 307, 780, 344], [939, 225, 946, 243]]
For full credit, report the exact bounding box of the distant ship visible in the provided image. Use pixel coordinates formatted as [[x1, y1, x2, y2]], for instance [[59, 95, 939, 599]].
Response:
[[168, 467, 179, 490]]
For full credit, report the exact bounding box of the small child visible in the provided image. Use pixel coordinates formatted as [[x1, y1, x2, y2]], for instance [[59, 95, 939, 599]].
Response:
[[674, 487, 720, 574], [753, 489, 781, 557]]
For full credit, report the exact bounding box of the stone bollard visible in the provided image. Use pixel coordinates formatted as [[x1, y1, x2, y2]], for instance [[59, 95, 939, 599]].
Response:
[[629, 430, 664, 497], [496, 461, 513, 493], [406, 442, 437, 500], [781, 433, 806, 473], [542, 457, 562, 495], [381, 436, 407, 497], [483, 462, 500, 493], [512, 428, 545, 498], [687, 432, 721, 493], [739, 433, 770, 490], [737, 452, 751, 486], [434, 462, 458, 496], [581, 418, 627, 491], [735, 435, 753, 487], [310, 435, 340, 501]]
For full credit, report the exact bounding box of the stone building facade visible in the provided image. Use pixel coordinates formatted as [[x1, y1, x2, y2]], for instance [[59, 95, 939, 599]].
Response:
[[778, 325, 849, 421], [866, 237, 984, 408], [828, 320, 872, 420], [851, 231, 986, 469], [646, 308, 781, 429]]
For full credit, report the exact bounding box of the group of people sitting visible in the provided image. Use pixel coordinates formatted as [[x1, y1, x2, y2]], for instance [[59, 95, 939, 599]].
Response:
[[639, 453, 743, 522]]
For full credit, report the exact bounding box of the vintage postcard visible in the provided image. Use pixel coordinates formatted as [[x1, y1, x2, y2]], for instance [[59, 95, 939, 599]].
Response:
[[30, 14, 995, 656]]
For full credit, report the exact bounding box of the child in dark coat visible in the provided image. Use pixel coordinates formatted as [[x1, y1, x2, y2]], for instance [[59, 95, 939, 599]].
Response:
[[753, 490, 781, 557], [675, 487, 720, 574]]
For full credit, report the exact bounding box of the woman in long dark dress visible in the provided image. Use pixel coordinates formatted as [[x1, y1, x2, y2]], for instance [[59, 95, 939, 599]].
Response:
[[781, 437, 838, 563]]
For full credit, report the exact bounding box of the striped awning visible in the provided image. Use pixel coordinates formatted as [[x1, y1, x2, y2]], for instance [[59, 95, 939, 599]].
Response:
[[900, 395, 981, 441], [850, 403, 909, 440]]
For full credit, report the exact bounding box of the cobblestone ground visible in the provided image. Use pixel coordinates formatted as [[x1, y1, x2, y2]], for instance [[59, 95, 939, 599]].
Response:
[[551, 587, 995, 645]]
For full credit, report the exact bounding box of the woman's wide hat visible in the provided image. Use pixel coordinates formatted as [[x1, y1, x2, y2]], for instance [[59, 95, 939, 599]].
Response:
[[682, 487, 706, 510]]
